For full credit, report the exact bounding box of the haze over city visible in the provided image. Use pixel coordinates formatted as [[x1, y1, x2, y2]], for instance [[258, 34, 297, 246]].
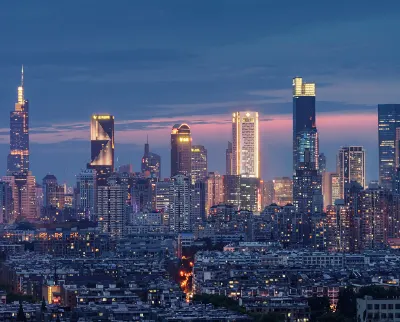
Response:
[[1, 1, 399, 184]]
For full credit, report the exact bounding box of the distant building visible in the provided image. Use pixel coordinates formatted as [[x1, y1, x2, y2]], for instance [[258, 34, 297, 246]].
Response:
[[169, 175, 191, 232], [141, 139, 161, 179], [118, 164, 133, 174], [171, 124, 192, 177], [273, 177, 293, 206], [240, 177, 259, 212], [76, 169, 97, 220], [191, 145, 207, 184], [337, 146, 366, 198], [232, 112, 259, 178], [223, 175, 241, 209], [88, 114, 114, 186], [206, 172, 224, 213], [191, 181, 206, 224], [0, 181, 13, 223], [378, 104, 400, 190], [226, 141, 233, 175]]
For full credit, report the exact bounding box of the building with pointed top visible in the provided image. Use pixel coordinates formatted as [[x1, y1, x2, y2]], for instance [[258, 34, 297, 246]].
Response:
[[8, 66, 29, 174], [141, 138, 161, 179]]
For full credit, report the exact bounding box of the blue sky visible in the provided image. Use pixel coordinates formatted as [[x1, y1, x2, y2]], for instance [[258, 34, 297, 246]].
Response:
[[0, 1, 399, 185]]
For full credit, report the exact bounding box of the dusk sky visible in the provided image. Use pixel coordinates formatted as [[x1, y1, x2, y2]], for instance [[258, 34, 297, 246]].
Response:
[[1, 1, 400, 185]]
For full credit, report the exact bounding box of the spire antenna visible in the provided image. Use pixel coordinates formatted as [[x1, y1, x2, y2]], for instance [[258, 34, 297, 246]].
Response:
[[21, 65, 24, 87]]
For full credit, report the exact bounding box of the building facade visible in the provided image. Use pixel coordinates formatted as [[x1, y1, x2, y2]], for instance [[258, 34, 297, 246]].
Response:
[[232, 112, 259, 178], [171, 124, 192, 177], [191, 145, 207, 184]]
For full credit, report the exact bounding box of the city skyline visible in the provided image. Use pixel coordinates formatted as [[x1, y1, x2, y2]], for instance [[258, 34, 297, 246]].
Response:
[[0, 2, 399, 184]]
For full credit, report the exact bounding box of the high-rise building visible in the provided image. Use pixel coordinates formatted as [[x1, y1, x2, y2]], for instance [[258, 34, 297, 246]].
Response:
[[119, 164, 133, 174], [206, 172, 224, 213], [273, 177, 293, 206], [8, 66, 30, 175], [260, 180, 274, 208], [191, 181, 206, 224], [155, 181, 172, 223], [378, 104, 400, 189], [132, 178, 154, 213], [88, 114, 114, 186], [42, 174, 58, 208], [232, 112, 260, 178], [2, 172, 36, 222], [318, 153, 326, 175], [226, 141, 233, 175], [293, 77, 318, 173], [76, 169, 97, 220], [293, 167, 323, 214], [240, 177, 260, 212], [337, 146, 366, 198], [223, 175, 241, 209], [97, 173, 128, 238], [169, 175, 191, 232], [191, 145, 207, 183], [141, 139, 161, 179], [0, 181, 13, 223], [171, 124, 192, 177]]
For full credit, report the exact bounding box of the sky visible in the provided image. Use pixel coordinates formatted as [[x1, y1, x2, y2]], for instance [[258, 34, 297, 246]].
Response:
[[0, 1, 399, 185]]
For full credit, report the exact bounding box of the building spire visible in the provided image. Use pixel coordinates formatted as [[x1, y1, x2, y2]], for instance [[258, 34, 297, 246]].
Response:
[[17, 65, 24, 104]]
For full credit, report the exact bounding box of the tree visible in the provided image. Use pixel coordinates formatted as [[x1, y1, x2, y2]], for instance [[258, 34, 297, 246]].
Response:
[[308, 296, 330, 321], [16, 302, 27, 322], [336, 288, 356, 319]]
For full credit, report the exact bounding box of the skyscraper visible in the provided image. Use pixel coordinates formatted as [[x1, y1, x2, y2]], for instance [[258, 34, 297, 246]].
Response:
[[206, 172, 224, 213], [273, 177, 293, 206], [170, 124, 192, 177], [337, 146, 366, 198], [8, 66, 29, 174], [169, 175, 191, 232], [76, 169, 97, 220], [88, 114, 114, 186], [232, 112, 260, 178], [292, 77, 318, 173], [226, 141, 233, 175], [191, 145, 207, 183], [141, 139, 161, 179], [378, 104, 400, 190]]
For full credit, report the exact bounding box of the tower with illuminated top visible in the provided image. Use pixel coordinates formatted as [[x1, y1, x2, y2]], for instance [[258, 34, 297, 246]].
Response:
[[7, 66, 29, 174], [232, 111, 259, 178], [171, 124, 192, 177], [88, 114, 115, 186]]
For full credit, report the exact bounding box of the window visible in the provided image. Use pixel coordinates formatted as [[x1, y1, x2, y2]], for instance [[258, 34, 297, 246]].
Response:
[[395, 304, 400, 310], [389, 304, 393, 309], [375, 304, 379, 310], [367, 304, 372, 310], [389, 313, 393, 318], [381, 304, 387, 309]]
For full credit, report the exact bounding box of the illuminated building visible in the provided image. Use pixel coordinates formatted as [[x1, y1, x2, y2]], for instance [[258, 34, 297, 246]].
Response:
[[2, 172, 36, 222], [191, 145, 207, 183], [337, 146, 366, 198], [325, 205, 339, 252], [191, 180, 206, 224], [319, 153, 326, 175], [42, 174, 65, 209], [171, 124, 192, 177], [0, 181, 13, 223], [232, 112, 259, 178], [97, 173, 128, 238], [293, 167, 323, 214], [223, 175, 241, 209], [260, 180, 274, 208], [7, 66, 30, 175], [88, 114, 114, 186], [378, 104, 400, 190], [331, 174, 341, 205], [226, 141, 233, 175], [292, 77, 318, 173], [240, 177, 259, 212], [322, 172, 341, 207], [141, 139, 161, 179], [272, 177, 293, 206], [76, 169, 97, 220], [169, 175, 191, 232], [206, 172, 224, 213], [155, 181, 172, 213]]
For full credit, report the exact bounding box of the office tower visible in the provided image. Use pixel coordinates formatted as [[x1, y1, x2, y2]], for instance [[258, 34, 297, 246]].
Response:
[[141, 139, 161, 179], [169, 175, 191, 232], [273, 177, 293, 206], [119, 164, 133, 174], [293, 167, 323, 214], [191, 145, 207, 184], [155, 181, 172, 213], [293, 77, 318, 173], [97, 173, 128, 238], [260, 180, 274, 208], [171, 124, 192, 177], [240, 177, 259, 212], [223, 175, 241, 209], [337, 146, 366, 198], [191, 181, 206, 224], [132, 178, 154, 213], [2, 172, 36, 222], [359, 187, 390, 250], [226, 141, 233, 175], [325, 205, 339, 252], [0, 181, 13, 223], [88, 114, 114, 186], [232, 112, 260, 178], [318, 153, 326, 175], [42, 174, 58, 208], [331, 174, 341, 205], [205, 172, 224, 213], [378, 104, 400, 189], [76, 169, 97, 220], [7, 67, 30, 175]]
